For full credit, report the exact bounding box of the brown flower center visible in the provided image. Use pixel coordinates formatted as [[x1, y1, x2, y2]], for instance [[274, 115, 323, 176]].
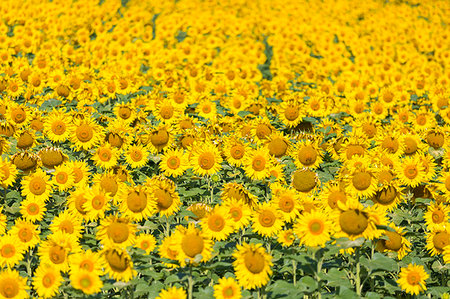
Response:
[[352, 172, 372, 191], [181, 233, 204, 258], [208, 214, 225, 232], [198, 152, 215, 170], [155, 189, 173, 210], [29, 177, 46, 195], [49, 245, 66, 264], [51, 121, 66, 135], [105, 249, 129, 272], [107, 221, 130, 244], [339, 209, 368, 235], [309, 220, 324, 235], [403, 165, 418, 179], [258, 210, 276, 227], [252, 156, 266, 172], [0, 278, 19, 298], [230, 144, 245, 160], [244, 250, 265, 274], [292, 170, 316, 192], [76, 124, 94, 143], [298, 146, 318, 166], [127, 191, 147, 213]]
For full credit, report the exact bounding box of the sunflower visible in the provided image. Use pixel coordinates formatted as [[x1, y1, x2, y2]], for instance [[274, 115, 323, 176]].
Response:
[[0, 269, 29, 299], [222, 136, 249, 167], [372, 183, 404, 211], [200, 206, 235, 241], [70, 118, 104, 150], [159, 148, 190, 177], [32, 264, 63, 299], [135, 234, 157, 254], [119, 185, 156, 221], [196, 99, 217, 120], [425, 227, 450, 256], [222, 198, 252, 232], [190, 142, 223, 177], [213, 277, 241, 299], [142, 125, 173, 154], [39, 147, 67, 169], [21, 168, 52, 202], [101, 246, 137, 282], [221, 182, 257, 207], [66, 160, 90, 186], [0, 235, 25, 269], [49, 210, 84, 238], [6, 102, 28, 125], [147, 176, 181, 217], [91, 172, 126, 202], [291, 169, 319, 194], [396, 264, 429, 295], [113, 103, 136, 125], [291, 139, 323, 169], [395, 155, 426, 188], [319, 181, 348, 211], [437, 171, 450, 198], [424, 202, 450, 231], [51, 164, 75, 192], [277, 229, 295, 247], [294, 209, 333, 247], [344, 167, 379, 199], [0, 157, 17, 188], [278, 99, 303, 128], [38, 231, 81, 273], [20, 198, 47, 223], [124, 144, 149, 168], [156, 286, 187, 299], [400, 133, 426, 156], [158, 234, 181, 269], [425, 128, 446, 150], [70, 269, 103, 295], [173, 223, 213, 266], [375, 223, 411, 260], [154, 100, 181, 124], [15, 128, 35, 150], [251, 202, 284, 238], [250, 118, 274, 144], [97, 215, 137, 248], [243, 147, 272, 181], [84, 186, 112, 221], [92, 143, 119, 169], [270, 184, 301, 222], [69, 249, 104, 276], [8, 219, 40, 250], [66, 186, 91, 220], [232, 242, 273, 290], [43, 110, 72, 143]]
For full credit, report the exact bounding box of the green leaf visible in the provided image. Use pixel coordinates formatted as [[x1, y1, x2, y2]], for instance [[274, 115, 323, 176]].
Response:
[[194, 286, 215, 299], [366, 253, 398, 272], [164, 274, 180, 284], [336, 286, 358, 299], [298, 276, 318, 292]]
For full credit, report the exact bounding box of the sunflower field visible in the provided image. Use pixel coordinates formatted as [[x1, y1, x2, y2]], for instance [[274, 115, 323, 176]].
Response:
[[0, 0, 450, 298]]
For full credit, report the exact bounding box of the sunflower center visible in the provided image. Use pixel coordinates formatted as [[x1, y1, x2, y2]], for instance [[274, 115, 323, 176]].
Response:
[[352, 172, 372, 191], [339, 209, 368, 235], [230, 144, 245, 159], [98, 148, 112, 162], [59, 220, 74, 234], [107, 222, 130, 244], [42, 273, 55, 288], [107, 133, 124, 148], [403, 165, 418, 179], [278, 196, 294, 213], [298, 146, 318, 166], [444, 176, 450, 191], [74, 194, 87, 215], [223, 286, 235, 297], [105, 249, 128, 272], [382, 136, 399, 153], [252, 156, 266, 172], [160, 105, 174, 119], [328, 191, 347, 209], [73, 168, 83, 184], [11, 108, 26, 123], [432, 209, 444, 223], [167, 156, 180, 169], [51, 121, 66, 135], [27, 203, 40, 215], [151, 129, 170, 147], [230, 207, 243, 221], [24, 177, 44, 198], [40, 149, 64, 168], [18, 228, 33, 242], [244, 250, 265, 274], [403, 137, 417, 155], [208, 214, 225, 232], [181, 233, 204, 258], [80, 260, 94, 271], [433, 232, 450, 251], [118, 107, 132, 119], [127, 191, 147, 213], [406, 272, 420, 286], [129, 149, 143, 162], [255, 124, 271, 140], [80, 276, 92, 288], [140, 240, 150, 250], [155, 189, 173, 210], [375, 186, 398, 205], [268, 137, 288, 157], [100, 176, 118, 196], [426, 132, 444, 149], [92, 195, 105, 210], [1, 244, 15, 258], [292, 170, 316, 192], [345, 144, 364, 159], [198, 152, 215, 170], [416, 114, 427, 126], [309, 220, 324, 235], [259, 210, 276, 227], [383, 231, 402, 251], [56, 172, 68, 184], [76, 124, 94, 142], [49, 245, 66, 264], [284, 106, 299, 121], [0, 278, 19, 298]]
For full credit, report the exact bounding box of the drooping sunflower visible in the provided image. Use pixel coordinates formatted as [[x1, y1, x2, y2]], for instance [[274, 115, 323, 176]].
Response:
[[291, 169, 319, 194], [190, 142, 223, 177], [49, 210, 84, 239], [319, 181, 348, 211], [155, 286, 187, 299], [396, 264, 429, 296], [0, 269, 29, 299], [21, 168, 52, 202], [294, 209, 333, 248], [70, 269, 103, 295], [32, 264, 63, 299], [100, 247, 136, 282], [0, 235, 25, 269], [251, 202, 284, 238], [39, 147, 67, 169], [142, 125, 173, 154], [134, 233, 157, 254], [119, 185, 156, 221], [159, 148, 190, 177], [92, 143, 119, 170], [147, 176, 181, 217], [173, 223, 213, 266], [91, 172, 126, 202], [200, 206, 235, 241], [243, 147, 272, 181], [395, 155, 426, 188], [425, 227, 450, 256], [66, 186, 91, 220], [8, 219, 40, 250], [222, 136, 249, 167], [344, 167, 379, 199], [97, 215, 137, 248], [213, 277, 241, 299], [265, 131, 290, 158], [375, 223, 411, 260], [20, 198, 47, 223], [232, 242, 273, 290], [66, 160, 90, 187], [424, 202, 450, 231], [220, 182, 257, 208], [371, 183, 404, 211]]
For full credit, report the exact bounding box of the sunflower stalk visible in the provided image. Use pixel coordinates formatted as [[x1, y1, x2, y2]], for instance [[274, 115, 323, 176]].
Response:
[[292, 260, 297, 286], [187, 264, 194, 299], [354, 247, 362, 296]]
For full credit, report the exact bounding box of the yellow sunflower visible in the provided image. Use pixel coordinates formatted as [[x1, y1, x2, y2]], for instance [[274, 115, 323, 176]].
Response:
[[43, 110, 73, 143], [113, 103, 136, 125], [291, 169, 319, 194], [0, 235, 25, 269], [213, 277, 241, 299], [66, 160, 90, 187], [92, 143, 119, 170], [0, 269, 29, 299], [146, 176, 181, 217], [173, 223, 213, 266], [270, 183, 301, 222], [38, 231, 81, 273], [375, 223, 411, 260], [70, 269, 103, 295], [319, 181, 348, 211], [294, 209, 333, 247], [21, 168, 52, 202], [8, 219, 40, 250], [0, 157, 17, 188], [20, 198, 47, 223], [84, 186, 112, 221], [290, 139, 323, 169], [69, 249, 104, 276], [158, 234, 181, 269], [70, 118, 104, 150], [251, 202, 284, 238], [220, 182, 257, 208], [277, 229, 295, 247], [371, 183, 404, 211], [426, 227, 450, 256], [222, 136, 249, 167], [190, 142, 223, 177], [265, 131, 290, 159], [232, 242, 273, 290], [134, 234, 157, 254], [124, 144, 149, 168], [97, 215, 137, 248], [424, 202, 450, 231], [200, 206, 235, 241], [397, 264, 429, 295], [49, 210, 84, 239], [51, 164, 75, 192], [66, 186, 91, 220], [32, 264, 63, 299], [243, 147, 272, 181], [159, 148, 190, 177], [156, 286, 187, 299], [278, 99, 303, 128], [142, 125, 173, 154], [344, 167, 379, 199], [100, 247, 136, 282], [222, 198, 252, 232], [395, 156, 426, 188], [119, 185, 156, 221]]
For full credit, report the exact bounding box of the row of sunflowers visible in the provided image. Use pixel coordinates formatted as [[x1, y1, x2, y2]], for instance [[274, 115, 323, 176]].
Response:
[[0, 0, 450, 298]]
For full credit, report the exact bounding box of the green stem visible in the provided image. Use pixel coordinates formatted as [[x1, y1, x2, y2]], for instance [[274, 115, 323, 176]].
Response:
[[355, 248, 361, 296], [188, 265, 194, 299], [292, 260, 297, 286]]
